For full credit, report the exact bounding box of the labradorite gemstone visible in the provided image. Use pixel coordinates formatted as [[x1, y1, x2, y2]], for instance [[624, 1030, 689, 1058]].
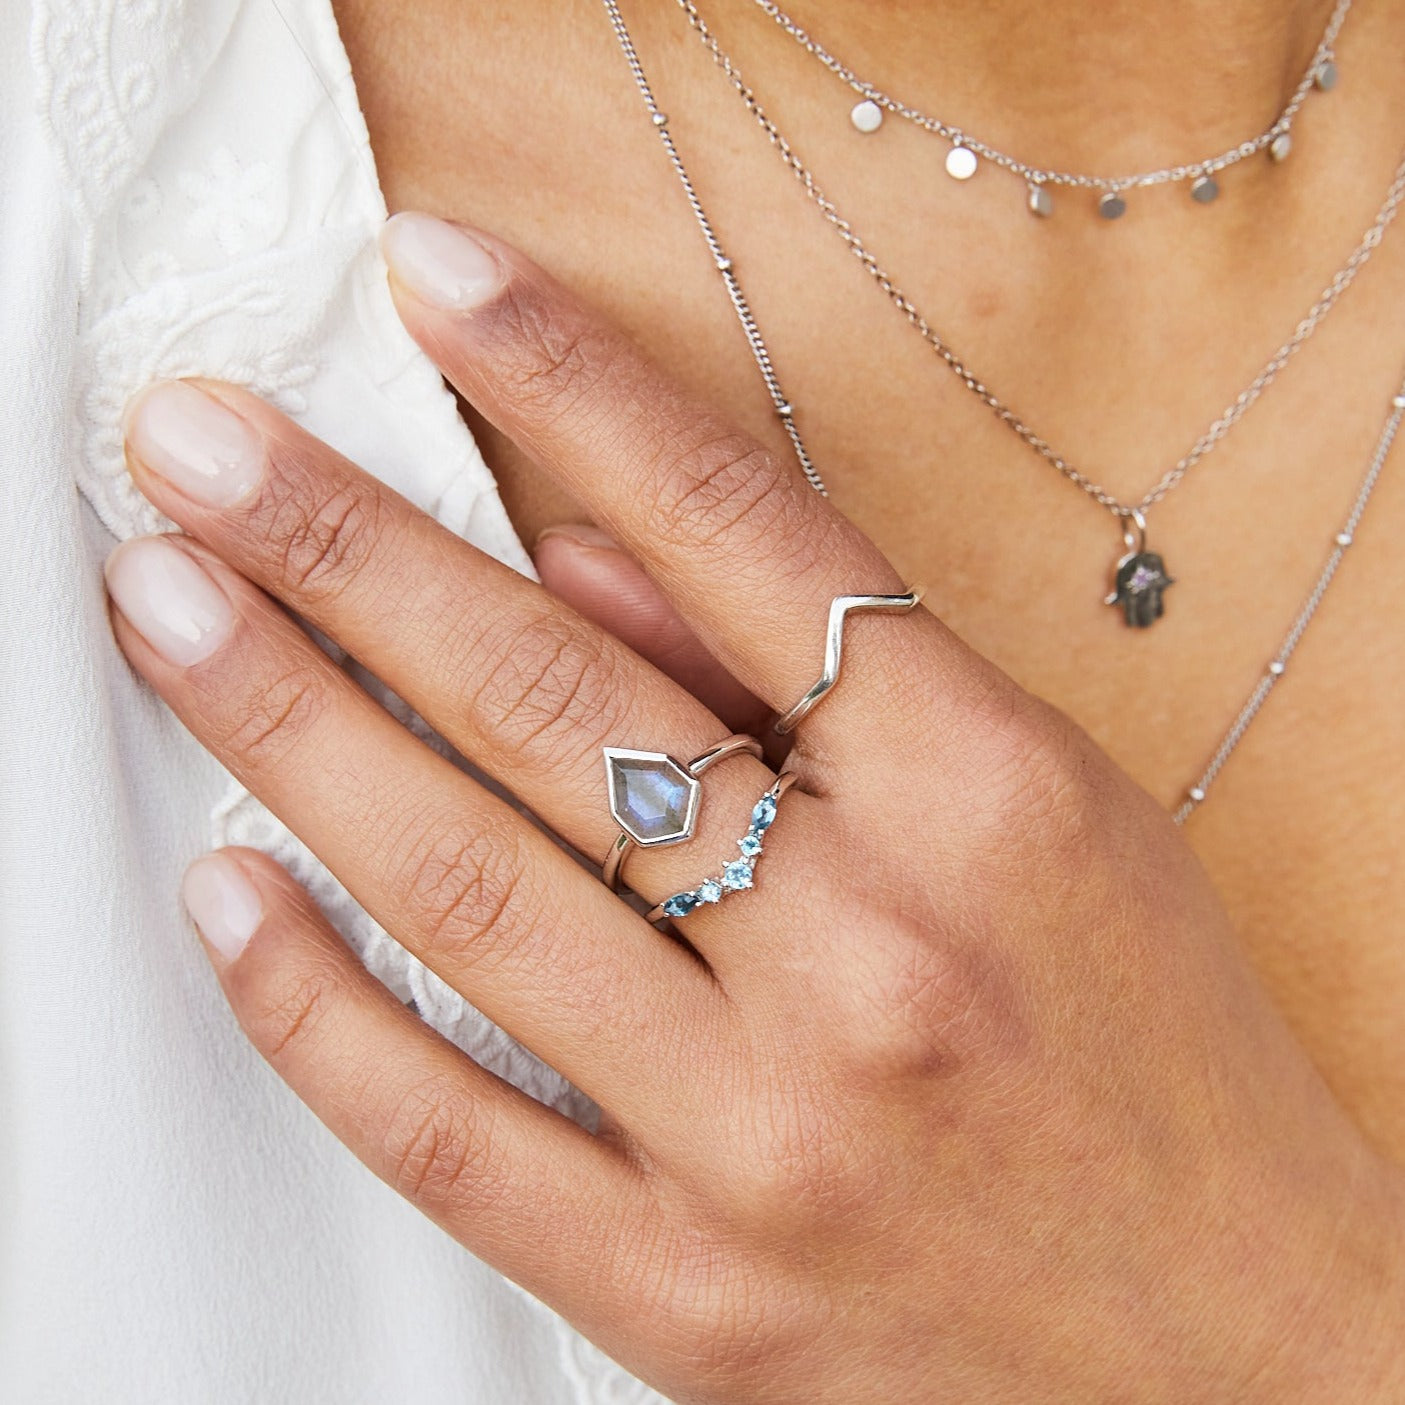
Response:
[[606, 751, 697, 844]]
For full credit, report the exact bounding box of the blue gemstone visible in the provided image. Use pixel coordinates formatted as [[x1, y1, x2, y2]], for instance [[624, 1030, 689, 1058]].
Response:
[[751, 793, 778, 832], [662, 892, 700, 918], [738, 834, 763, 858], [722, 860, 754, 891], [697, 878, 724, 904]]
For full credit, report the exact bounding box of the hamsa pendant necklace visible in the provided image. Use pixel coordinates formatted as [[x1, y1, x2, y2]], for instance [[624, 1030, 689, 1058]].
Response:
[[1106, 512, 1175, 630], [629, 0, 1405, 628]]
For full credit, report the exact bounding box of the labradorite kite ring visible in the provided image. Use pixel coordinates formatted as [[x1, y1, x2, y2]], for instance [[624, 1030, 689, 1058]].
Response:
[[601, 733, 764, 895]]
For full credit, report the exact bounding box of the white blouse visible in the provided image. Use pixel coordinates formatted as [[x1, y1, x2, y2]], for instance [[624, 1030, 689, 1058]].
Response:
[[1, 1, 667, 1399]]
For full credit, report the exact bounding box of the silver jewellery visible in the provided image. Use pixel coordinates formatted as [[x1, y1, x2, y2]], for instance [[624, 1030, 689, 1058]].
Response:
[[606, 589, 918, 912], [1105, 513, 1174, 629], [754, 0, 1352, 221], [600, 0, 826, 496], [774, 592, 922, 735], [1175, 377, 1405, 822], [603, 734, 762, 892], [647, 772, 799, 921], [600, 0, 1405, 820], [666, 0, 1405, 621]]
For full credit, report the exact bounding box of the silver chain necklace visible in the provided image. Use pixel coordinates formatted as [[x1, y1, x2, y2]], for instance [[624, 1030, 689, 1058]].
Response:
[[754, 0, 1353, 221], [673, 0, 1405, 625], [599, 0, 1405, 819]]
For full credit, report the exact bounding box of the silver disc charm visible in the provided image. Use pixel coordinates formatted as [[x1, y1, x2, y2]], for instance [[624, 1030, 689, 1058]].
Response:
[[1315, 59, 1339, 91], [1190, 174, 1219, 204], [850, 99, 883, 133], [1269, 132, 1293, 163], [1027, 182, 1054, 218], [1098, 190, 1127, 220], [945, 145, 978, 180]]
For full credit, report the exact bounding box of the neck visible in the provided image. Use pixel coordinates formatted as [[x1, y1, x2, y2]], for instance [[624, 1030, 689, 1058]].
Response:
[[763, 0, 1338, 167]]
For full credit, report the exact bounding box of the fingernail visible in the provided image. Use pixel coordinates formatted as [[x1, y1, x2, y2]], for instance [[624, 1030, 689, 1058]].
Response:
[[535, 522, 620, 553], [379, 212, 506, 312], [105, 536, 235, 667], [125, 381, 265, 508], [183, 853, 263, 963]]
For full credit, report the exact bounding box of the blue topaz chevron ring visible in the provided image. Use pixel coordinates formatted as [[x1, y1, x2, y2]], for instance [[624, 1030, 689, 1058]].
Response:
[[773, 591, 923, 736], [602, 734, 765, 895], [646, 771, 800, 924]]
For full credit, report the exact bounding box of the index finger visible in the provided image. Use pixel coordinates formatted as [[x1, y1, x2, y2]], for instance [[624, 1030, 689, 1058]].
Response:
[[377, 213, 982, 755]]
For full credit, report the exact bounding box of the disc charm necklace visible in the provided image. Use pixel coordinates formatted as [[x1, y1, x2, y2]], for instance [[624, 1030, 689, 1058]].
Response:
[[754, 0, 1352, 223]]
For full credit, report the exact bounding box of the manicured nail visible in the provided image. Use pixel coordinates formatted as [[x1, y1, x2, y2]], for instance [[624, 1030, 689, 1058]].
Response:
[[105, 536, 234, 667], [125, 381, 265, 508], [379, 212, 506, 312], [183, 853, 263, 963], [535, 522, 620, 552]]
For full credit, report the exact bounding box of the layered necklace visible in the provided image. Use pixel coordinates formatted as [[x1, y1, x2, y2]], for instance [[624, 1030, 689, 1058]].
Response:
[[599, 0, 1405, 818], [673, 0, 1405, 621]]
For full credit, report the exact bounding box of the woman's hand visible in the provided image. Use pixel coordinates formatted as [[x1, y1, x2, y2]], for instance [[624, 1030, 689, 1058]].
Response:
[[105, 212, 1405, 1403]]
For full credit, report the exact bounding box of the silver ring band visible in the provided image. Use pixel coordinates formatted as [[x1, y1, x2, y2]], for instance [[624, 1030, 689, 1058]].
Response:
[[602, 733, 764, 894], [646, 771, 799, 923], [773, 591, 923, 736]]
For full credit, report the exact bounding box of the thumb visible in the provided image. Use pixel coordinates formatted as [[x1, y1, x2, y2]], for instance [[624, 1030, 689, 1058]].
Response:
[[534, 523, 771, 736]]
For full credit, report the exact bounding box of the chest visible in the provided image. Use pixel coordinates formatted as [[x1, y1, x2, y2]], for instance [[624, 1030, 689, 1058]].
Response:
[[334, 0, 1405, 1154]]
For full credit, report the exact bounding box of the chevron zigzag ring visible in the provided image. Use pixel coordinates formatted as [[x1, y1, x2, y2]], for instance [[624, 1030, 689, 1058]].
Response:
[[773, 591, 923, 736]]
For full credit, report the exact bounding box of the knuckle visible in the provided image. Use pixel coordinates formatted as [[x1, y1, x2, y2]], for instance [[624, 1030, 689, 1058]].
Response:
[[383, 1077, 502, 1209], [398, 820, 533, 971], [490, 289, 614, 425], [659, 1235, 810, 1393], [753, 1111, 868, 1222], [218, 659, 329, 770], [1007, 720, 1107, 851], [708, 1043, 879, 1228], [245, 959, 345, 1067], [967, 691, 1107, 850], [758, 1088, 885, 1224], [645, 431, 794, 556], [465, 610, 623, 768], [838, 916, 1027, 1080], [262, 468, 386, 599]]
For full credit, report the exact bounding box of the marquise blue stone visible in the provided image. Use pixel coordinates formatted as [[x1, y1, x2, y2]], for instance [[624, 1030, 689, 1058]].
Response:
[[663, 892, 701, 918], [751, 793, 778, 832]]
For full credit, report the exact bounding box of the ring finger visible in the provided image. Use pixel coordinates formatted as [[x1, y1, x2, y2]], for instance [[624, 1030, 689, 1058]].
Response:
[[104, 530, 729, 1125]]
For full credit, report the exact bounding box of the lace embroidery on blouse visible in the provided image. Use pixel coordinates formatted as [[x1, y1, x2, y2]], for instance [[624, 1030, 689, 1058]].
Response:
[[30, 4, 671, 1394]]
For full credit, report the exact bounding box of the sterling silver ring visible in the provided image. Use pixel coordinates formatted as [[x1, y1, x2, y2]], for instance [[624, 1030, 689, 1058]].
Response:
[[646, 771, 799, 923], [602, 733, 764, 894], [773, 590, 923, 736]]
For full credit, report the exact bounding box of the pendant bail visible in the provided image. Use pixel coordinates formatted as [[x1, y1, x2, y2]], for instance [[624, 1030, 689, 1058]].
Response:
[[1121, 508, 1149, 556]]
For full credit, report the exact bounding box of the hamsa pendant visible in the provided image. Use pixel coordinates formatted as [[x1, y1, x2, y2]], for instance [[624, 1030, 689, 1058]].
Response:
[[1106, 548, 1175, 628]]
